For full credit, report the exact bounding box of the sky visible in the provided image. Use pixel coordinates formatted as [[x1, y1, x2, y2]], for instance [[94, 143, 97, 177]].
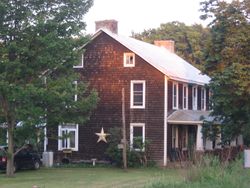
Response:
[[84, 0, 212, 36]]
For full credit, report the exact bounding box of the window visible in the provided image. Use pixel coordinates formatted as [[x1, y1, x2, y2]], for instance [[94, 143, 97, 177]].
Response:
[[130, 80, 145, 108], [172, 125, 178, 148], [172, 82, 178, 109], [73, 53, 84, 68], [192, 86, 198, 110], [130, 123, 145, 151], [58, 124, 78, 151], [201, 87, 206, 110], [180, 126, 188, 149], [183, 84, 188, 110], [124, 53, 135, 67], [73, 81, 78, 102]]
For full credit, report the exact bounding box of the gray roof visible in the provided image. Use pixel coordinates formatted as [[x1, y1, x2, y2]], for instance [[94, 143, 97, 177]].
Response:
[[167, 110, 214, 125], [87, 29, 210, 85]]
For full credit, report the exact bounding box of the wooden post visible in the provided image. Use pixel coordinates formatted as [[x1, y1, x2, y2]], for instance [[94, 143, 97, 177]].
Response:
[[122, 88, 127, 169]]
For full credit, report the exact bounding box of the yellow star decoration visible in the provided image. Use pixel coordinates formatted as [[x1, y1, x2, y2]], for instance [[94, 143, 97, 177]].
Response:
[[95, 127, 110, 143]]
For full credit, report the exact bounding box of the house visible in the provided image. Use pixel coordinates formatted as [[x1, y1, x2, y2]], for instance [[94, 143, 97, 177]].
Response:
[[46, 20, 229, 166]]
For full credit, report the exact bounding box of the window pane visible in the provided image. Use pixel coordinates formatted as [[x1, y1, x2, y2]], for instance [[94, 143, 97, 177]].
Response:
[[134, 83, 143, 91], [126, 55, 134, 64], [173, 97, 176, 107], [62, 124, 76, 129], [134, 95, 143, 105], [134, 127, 143, 137], [133, 127, 143, 149], [133, 83, 143, 106], [62, 130, 67, 148], [69, 131, 75, 148], [173, 85, 177, 95]]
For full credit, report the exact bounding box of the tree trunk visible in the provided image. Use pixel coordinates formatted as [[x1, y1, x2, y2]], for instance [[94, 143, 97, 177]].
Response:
[[6, 120, 15, 177]]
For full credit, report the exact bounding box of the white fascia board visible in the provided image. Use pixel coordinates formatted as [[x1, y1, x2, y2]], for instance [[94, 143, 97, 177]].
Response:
[[167, 120, 204, 125]]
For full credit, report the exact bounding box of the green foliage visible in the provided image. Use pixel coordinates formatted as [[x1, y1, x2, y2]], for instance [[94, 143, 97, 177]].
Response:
[[200, 0, 250, 145], [146, 156, 250, 188], [0, 128, 7, 145], [106, 127, 153, 167], [132, 21, 210, 69], [0, 0, 96, 175], [105, 127, 123, 166]]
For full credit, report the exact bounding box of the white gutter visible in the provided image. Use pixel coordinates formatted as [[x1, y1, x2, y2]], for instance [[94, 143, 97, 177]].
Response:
[[167, 120, 204, 125]]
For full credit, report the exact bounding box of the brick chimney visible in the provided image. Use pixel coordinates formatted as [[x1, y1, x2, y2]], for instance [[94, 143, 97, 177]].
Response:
[[95, 20, 118, 34], [154, 40, 175, 53]]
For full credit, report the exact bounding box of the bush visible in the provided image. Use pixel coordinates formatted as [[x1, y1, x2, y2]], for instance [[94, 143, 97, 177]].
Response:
[[145, 155, 250, 188], [105, 127, 154, 167]]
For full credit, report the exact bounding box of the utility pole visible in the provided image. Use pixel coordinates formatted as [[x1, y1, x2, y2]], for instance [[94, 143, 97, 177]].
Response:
[[122, 88, 127, 169]]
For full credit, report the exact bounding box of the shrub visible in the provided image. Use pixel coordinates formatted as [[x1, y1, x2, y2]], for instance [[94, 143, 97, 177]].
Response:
[[145, 154, 250, 188], [105, 127, 154, 167]]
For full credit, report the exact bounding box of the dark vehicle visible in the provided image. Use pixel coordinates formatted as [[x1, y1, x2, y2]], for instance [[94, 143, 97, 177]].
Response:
[[0, 145, 41, 172]]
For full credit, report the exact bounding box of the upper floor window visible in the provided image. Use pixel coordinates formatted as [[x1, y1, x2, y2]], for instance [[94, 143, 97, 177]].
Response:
[[73, 53, 84, 68], [183, 84, 188, 110], [58, 124, 78, 151], [172, 82, 178, 109], [124, 53, 135, 67], [201, 87, 206, 110], [130, 123, 145, 151], [192, 85, 198, 110], [130, 80, 145, 109]]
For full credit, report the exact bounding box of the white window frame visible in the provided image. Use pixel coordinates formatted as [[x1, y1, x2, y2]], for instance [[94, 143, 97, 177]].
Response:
[[182, 84, 188, 110], [201, 87, 206, 110], [192, 85, 198, 110], [58, 124, 79, 151], [123, 53, 135, 67], [73, 53, 84, 68], [172, 82, 179, 110], [130, 123, 145, 151], [130, 80, 146, 109]]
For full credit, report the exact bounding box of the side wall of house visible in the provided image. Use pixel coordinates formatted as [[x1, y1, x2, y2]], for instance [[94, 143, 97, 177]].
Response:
[[49, 32, 166, 164]]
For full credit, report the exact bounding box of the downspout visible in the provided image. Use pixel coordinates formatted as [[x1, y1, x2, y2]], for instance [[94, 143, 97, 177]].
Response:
[[164, 75, 168, 166]]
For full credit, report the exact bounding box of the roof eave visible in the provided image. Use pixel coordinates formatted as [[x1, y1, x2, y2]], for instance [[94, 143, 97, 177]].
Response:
[[167, 120, 204, 125]]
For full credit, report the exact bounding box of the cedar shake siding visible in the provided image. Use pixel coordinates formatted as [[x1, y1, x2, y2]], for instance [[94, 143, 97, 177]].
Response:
[[197, 86, 201, 110], [167, 80, 173, 115], [188, 85, 193, 110], [49, 32, 166, 164], [178, 83, 183, 109], [83, 32, 165, 163], [46, 27, 212, 165], [206, 88, 210, 110]]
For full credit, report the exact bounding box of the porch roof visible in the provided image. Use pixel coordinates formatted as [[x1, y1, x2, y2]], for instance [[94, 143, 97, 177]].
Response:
[[167, 110, 213, 125]]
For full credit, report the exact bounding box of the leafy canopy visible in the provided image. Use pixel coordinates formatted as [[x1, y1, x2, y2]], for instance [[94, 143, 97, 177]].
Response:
[[0, 0, 97, 176], [132, 21, 210, 69], [200, 0, 250, 145]]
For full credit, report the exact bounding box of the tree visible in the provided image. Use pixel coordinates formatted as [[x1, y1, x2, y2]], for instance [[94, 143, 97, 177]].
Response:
[[0, 0, 98, 176], [200, 0, 250, 145], [132, 21, 210, 69]]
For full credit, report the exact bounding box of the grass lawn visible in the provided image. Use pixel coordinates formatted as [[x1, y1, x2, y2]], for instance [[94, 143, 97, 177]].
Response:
[[0, 167, 183, 188], [1, 158, 249, 188]]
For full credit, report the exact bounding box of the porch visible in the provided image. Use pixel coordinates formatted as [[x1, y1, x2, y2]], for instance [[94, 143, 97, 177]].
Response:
[[167, 110, 215, 161]]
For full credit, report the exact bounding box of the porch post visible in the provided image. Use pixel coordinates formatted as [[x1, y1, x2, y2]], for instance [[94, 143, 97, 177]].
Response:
[[196, 124, 204, 151]]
